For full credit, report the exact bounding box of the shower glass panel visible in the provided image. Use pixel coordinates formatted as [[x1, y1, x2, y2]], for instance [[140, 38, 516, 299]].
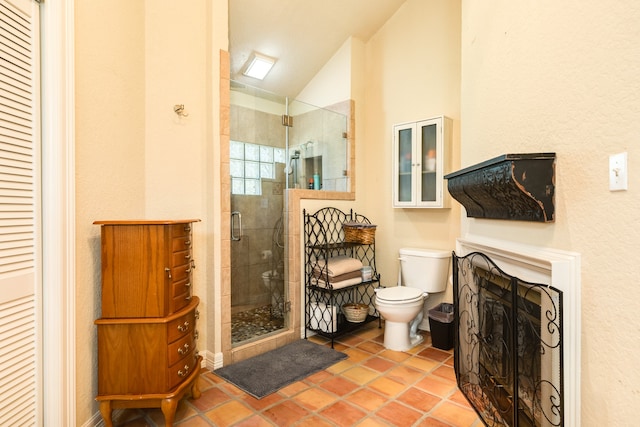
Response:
[[230, 82, 288, 345], [229, 81, 349, 346], [287, 99, 349, 191]]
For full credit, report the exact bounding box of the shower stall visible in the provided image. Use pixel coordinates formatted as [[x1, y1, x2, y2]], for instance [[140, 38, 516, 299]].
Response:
[[229, 81, 348, 346]]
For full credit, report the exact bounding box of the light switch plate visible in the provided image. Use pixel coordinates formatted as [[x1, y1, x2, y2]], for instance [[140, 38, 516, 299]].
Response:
[[609, 152, 628, 191]]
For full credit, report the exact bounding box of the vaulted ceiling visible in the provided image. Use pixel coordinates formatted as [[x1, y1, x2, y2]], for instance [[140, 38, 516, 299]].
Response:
[[229, 0, 406, 98]]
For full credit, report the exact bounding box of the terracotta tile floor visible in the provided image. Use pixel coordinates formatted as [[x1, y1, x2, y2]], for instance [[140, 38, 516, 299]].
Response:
[[109, 322, 482, 426]]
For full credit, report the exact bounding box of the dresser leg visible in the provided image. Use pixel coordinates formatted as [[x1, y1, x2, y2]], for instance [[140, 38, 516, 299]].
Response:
[[99, 401, 113, 427], [160, 397, 178, 427], [190, 375, 201, 400]]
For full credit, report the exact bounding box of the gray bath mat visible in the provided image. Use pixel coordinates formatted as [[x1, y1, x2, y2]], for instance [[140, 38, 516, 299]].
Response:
[[213, 339, 347, 399]]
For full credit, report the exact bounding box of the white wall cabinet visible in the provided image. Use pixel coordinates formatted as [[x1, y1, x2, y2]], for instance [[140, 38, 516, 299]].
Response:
[[392, 116, 451, 208]]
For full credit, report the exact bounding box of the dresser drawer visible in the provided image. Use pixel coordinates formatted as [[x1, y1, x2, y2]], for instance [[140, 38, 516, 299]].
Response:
[[172, 249, 193, 267], [170, 278, 192, 313], [170, 223, 193, 238], [169, 353, 199, 390], [170, 263, 193, 283], [172, 235, 192, 252], [172, 278, 192, 298], [168, 333, 195, 366], [168, 304, 197, 343]]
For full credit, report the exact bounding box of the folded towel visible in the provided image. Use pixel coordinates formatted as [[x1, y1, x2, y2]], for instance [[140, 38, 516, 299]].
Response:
[[314, 255, 363, 277], [311, 276, 363, 290], [312, 269, 362, 283]]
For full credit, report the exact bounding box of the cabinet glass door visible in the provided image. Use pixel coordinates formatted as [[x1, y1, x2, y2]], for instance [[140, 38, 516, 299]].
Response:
[[393, 116, 449, 208], [397, 126, 414, 203], [419, 121, 438, 203]]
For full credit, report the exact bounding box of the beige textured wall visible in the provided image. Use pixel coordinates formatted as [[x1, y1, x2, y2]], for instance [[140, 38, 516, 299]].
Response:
[[74, 0, 640, 423], [142, 0, 213, 389], [74, 0, 146, 421], [74, 0, 225, 423], [361, 0, 462, 308], [461, 1, 640, 424]]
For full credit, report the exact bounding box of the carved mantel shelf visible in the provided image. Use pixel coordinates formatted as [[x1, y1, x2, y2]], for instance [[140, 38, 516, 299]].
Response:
[[444, 153, 556, 222]]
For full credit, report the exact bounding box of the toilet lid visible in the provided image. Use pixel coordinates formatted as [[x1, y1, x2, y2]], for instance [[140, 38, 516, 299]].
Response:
[[376, 286, 425, 303]]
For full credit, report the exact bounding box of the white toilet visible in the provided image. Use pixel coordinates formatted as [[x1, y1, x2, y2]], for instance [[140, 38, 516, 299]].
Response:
[[262, 270, 283, 313], [374, 248, 450, 351]]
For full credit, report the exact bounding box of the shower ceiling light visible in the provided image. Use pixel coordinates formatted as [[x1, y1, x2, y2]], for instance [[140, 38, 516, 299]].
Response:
[[243, 53, 276, 80]]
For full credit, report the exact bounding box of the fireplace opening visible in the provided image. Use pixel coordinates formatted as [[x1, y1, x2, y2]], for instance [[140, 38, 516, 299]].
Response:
[[478, 267, 543, 426], [454, 252, 563, 426]]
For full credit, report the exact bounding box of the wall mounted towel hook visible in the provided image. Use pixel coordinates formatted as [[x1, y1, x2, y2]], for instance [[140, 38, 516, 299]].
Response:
[[174, 104, 189, 117]]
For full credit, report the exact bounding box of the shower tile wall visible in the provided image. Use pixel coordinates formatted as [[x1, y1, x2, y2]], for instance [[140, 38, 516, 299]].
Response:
[[230, 105, 285, 308]]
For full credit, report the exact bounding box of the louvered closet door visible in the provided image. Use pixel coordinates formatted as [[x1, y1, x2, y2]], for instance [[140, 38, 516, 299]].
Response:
[[0, 0, 42, 425]]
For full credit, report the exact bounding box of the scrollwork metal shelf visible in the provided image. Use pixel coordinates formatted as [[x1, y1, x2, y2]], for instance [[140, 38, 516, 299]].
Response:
[[303, 207, 381, 348]]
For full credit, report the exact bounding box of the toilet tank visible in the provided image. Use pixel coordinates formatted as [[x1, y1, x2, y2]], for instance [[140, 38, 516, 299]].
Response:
[[399, 248, 450, 292]]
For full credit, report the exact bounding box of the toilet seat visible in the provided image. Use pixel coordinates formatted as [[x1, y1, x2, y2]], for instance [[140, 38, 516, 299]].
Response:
[[375, 286, 425, 304]]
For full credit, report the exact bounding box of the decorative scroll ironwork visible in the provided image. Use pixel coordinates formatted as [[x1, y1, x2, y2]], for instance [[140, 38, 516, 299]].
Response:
[[453, 251, 563, 426], [303, 207, 380, 348], [444, 153, 556, 222]]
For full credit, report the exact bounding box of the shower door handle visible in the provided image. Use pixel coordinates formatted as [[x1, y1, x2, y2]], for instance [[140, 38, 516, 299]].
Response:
[[231, 211, 242, 241]]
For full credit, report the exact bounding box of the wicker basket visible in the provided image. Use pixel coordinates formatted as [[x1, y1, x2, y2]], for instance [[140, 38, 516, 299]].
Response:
[[342, 303, 369, 323], [343, 222, 377, 245]]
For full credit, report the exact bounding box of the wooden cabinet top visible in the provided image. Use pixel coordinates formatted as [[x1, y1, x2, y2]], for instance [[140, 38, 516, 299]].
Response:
[[95, 297, 200, 325], [94, 219, 200, 225]]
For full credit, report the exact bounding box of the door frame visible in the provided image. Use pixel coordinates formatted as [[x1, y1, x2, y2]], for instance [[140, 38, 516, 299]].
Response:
[[41, 0, 76, 425]]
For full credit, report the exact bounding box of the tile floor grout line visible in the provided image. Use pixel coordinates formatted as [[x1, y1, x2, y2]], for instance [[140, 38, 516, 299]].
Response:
[[113, 323, 480, 427]]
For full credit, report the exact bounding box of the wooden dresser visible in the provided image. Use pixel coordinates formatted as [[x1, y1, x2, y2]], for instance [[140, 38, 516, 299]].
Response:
[[93, 220, 202, 427]]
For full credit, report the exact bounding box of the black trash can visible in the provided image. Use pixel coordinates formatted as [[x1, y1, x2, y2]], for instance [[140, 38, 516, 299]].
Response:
[[428, 303, 455, 350]]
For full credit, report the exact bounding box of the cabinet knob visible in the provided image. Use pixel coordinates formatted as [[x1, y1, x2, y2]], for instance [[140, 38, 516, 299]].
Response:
[[184, 225, 191, 232], [177, 364, 190, 377], [177, 321, 190, 332], [165, 268, 172, 279], [177, 343, 190, 355]]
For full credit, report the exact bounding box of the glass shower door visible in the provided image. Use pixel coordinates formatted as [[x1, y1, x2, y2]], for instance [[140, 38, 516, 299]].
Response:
[[229, 82, 288, 345], [227, 82, 349, 347]]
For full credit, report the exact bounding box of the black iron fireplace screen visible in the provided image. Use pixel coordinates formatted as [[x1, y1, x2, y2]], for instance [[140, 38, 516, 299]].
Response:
[[453, 251, 564, 426]]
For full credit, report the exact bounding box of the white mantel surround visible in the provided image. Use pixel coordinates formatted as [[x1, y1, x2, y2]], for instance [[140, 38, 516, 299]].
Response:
[[456, 234, 581, 426]]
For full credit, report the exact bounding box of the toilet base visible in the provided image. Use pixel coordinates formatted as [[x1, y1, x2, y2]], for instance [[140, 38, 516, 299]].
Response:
[[383, 320, 423, 351], [410, 333, 424, 348]]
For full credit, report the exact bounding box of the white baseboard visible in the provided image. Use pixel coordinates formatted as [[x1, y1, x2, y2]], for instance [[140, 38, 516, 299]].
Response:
[[199, 349, 223, 370]]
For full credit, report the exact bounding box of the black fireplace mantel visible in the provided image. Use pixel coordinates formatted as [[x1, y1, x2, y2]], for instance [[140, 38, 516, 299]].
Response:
[[444, 153, 556, 222]]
